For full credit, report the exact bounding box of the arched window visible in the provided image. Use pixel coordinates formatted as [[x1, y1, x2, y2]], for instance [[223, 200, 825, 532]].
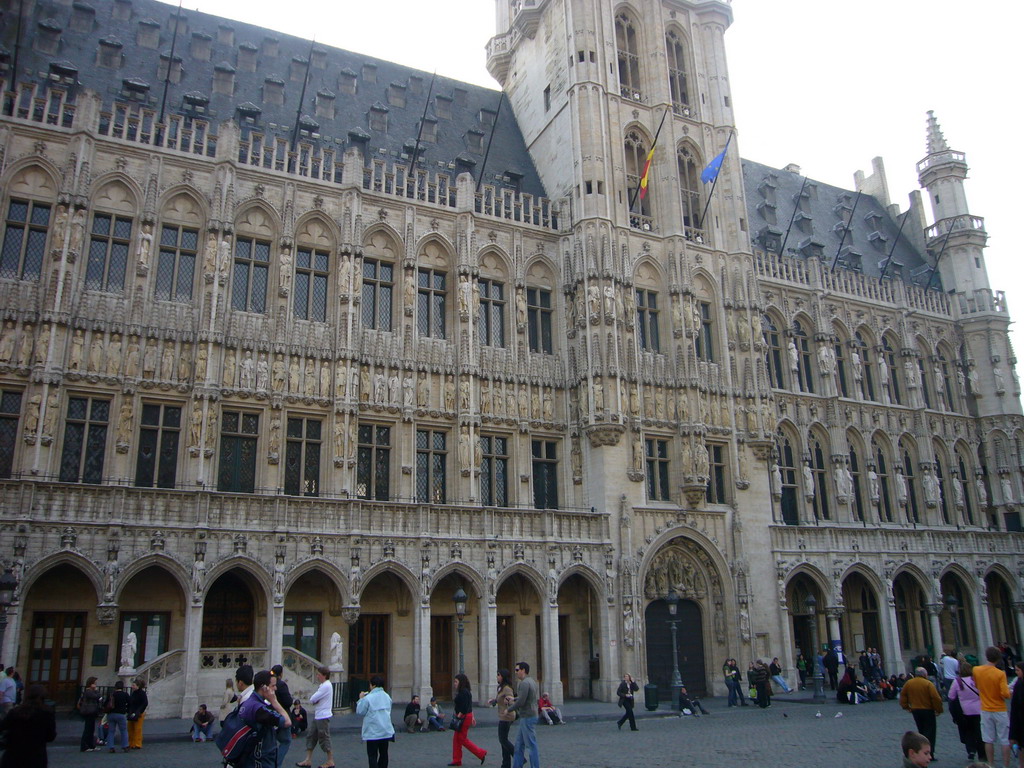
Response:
[[294, 217, 333, 323], [957, 453, 975, 526], [232, 206, 275, 314], [86, 181, 136, 293], [615, 13, 643, 101], [849, 443, 865, 522], [873, 437, 893, 522], [794, 320, 814, 394], [763, 315, 784, 389], [854, 331, 876, 401], [883, 336, 902, 405], [901, 445, 920, 524], [677, 144, 702, 237], [776, 431, 798, 526], [155, 192, 203, 302], [625, 130, 652, 226], [935, 455, 951, 525], [0, 166, 56, 281], [665, 30, 690, 115], [834, 333, 849, 398], [810, 433, 830, 521], [361, 230, 398, 331]]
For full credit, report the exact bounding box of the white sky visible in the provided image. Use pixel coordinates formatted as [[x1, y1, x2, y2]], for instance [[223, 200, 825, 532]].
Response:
[[183, 0, 1022, 345]]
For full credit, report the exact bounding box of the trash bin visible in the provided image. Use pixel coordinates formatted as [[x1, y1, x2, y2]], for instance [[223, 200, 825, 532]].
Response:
[[644, 682, 659, 711]]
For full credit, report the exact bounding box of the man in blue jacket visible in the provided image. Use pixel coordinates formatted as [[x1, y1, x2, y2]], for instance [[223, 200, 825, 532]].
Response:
[[239, 669, 291, 768]]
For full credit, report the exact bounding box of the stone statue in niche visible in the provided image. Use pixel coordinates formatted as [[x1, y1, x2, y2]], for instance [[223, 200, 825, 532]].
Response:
[[239, 351, 255, 389], [222, 348, 237, 388]]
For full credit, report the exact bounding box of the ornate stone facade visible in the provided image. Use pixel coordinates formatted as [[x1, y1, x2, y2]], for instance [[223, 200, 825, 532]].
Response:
[[0, 0, 1021, 716]]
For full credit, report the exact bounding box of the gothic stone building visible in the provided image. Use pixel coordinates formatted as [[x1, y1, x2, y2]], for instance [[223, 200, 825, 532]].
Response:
[[0, 0, 1021, 715]]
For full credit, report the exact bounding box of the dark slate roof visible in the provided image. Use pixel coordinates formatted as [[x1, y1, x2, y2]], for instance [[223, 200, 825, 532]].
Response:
[[4, 0, 545, 197], [741, 158, 937, 287]]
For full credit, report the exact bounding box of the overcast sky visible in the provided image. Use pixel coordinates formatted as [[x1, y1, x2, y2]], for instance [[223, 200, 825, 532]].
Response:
[[182, 0, 1022, 351]]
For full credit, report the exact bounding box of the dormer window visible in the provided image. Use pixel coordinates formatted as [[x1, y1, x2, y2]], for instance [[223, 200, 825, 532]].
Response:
[[368, 103, 388, 133], [262, 36, 279, 57], [213, 62, 235, 95], [757, 200, 778, 225], [362, 63, 377, 83], [237, 42, 258, 73], [867, 230, 888, 251], [290, 56, 308, 82], [435, 95, 452, 119], [794, 210, 813, 234], [136, 19, 160, 49], [157, 53, 182, 84], [236, 102, 262, 124], [388, 83, 407, 108], [799, 238, 825, 260], [97, 37, 123, 68], [315, 89, 336, 119], [418, 117, 437, 143], [190, 31, 212, 61], [182, 91, 209, 115], [758, 226, 783, 253], [48, 60, 78, 84], [36, 19, 62, 55], [262, 77, 284, 106], [466, 129, 485, 152], [70, 2, 96, 33], [339, 69, 357, 96], [479, 108, 497, 127], [839, 248, 862, 272], [121, 77, 150, 101]]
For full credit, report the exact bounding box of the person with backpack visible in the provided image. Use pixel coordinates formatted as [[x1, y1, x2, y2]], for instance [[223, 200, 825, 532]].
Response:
[[948, 659, 984, 761], [236, 669, 291, 768], [270, 665, 293, 768], [77, 676, 102, 751]]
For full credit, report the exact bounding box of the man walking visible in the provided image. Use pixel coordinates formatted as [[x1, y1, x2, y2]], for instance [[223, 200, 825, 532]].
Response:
[[0, 667, 16, 714], [940, 652, 959, 699], [507, 661, 539, 768], [271, 664, 293, 768], [296, 666, 334, 768], [900, 667, 943, 760], [974, 646, 1012, 768]]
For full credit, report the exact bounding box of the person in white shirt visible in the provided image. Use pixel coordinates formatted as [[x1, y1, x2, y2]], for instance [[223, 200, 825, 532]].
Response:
[[296, 666, 334, 768], [941, 652, 961, 699], [235, 664, 255, 706], [0, 667, 17, 714]]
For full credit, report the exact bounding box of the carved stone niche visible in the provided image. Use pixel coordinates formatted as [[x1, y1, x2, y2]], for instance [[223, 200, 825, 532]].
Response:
[[682, 481, 707, 509], [641, 542, 722, 605]]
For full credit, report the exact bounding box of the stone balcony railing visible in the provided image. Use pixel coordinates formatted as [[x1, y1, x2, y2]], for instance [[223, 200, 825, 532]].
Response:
[[0, 480, 611, 546], [771, 522, 1023, 557]]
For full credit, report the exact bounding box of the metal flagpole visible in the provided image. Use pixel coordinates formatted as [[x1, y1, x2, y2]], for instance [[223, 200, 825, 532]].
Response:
[[475, 91, 504, 193], [290, 37, 317, 154], [878, 210, 910, 281], [777, 175, 809, 257], [696, 130, 734, 231], [923, 217, 957, 290], [627, 108, 669, 214], [829, 190, 862, 271], [157, 0, 184, 131]]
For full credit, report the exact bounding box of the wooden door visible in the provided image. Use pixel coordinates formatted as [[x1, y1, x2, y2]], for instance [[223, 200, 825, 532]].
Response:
[[201, 572, 254, 647], [29, 611, 86, 707], [348, 614, 389, 692], [431, 616, 453, 697], [497, 615, 513, 675]]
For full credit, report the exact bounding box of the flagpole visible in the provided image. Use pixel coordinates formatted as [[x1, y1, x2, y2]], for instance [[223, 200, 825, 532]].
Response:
[[409, 71, 437, 171], [157, 0, 184, 134], [628, 108, 669, 214], [923, 217, 957, 290], [777, 175, 808, 257], [290, 36, 317, 155], [829, 190, 862, 271], [697, 130, 734, 231], [878, 210, 910, 281], [475, 91, 504, 193]]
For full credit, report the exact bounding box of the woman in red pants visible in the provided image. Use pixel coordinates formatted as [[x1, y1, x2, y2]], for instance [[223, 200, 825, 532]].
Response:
[[449, 673, 487, 766]]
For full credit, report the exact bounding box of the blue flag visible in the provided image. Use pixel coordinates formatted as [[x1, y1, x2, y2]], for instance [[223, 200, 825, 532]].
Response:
[[701, 147, 727, 184]]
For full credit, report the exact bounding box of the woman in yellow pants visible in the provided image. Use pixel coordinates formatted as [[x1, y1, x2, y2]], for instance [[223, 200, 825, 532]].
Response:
[[127, 678, 149, 749]]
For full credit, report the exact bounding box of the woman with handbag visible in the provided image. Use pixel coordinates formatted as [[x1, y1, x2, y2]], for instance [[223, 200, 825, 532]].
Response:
[[78, 677, 102, 752], [948, 659, 984, 761], [126, 678, 148, 749], [449, 673, 486, 766], [616, 673, 639, 731], [488, 669, 515, 768]]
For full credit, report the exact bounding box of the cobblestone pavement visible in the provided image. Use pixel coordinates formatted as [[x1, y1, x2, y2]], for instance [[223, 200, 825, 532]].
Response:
[[53, 700, 978, 768]]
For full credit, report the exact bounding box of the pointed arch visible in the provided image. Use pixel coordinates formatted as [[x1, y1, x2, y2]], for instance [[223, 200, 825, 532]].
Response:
[[416, 236, 454, 339], [614, 7, 646, 101], [202, 554, 273, 606], [90, 173, 143, 213], [692, 271, 718, 363], [853, 325, 878, 401], [362, 222, 404, 253], [783, 563, 832, 601], [0, 163, 60, 280], [870, 430, 896, 522], [624, 124, 653, 221], [86, 176, 141, 292], [20, 550, 102, 602], [776, 420, 801, 525], [881, 332, 902, 404], [792, 313, 816, 393], [113, 552, 191, 602], [361, 225, 401, 332], [898, 433, 922, 524], [676, 139, 703, 234], [494, 562, 546, 597], [556, 562, 604, 597], [1, 159, 61, 199], [429, 562, 486, 601], [807, 423, 832, 520], [158, 185, 210, 224], [284, 557, 351, 604], [664, 24, 693, 112], [832, 320, 852, 398], [295, 211, 339, 249], [357, 560, 419, 602]]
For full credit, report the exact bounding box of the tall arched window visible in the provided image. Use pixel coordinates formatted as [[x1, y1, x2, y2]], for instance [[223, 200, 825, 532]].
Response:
[[763, 315, 784, 389], [849, 444, 865, 522], [810, 433, 830, 521], [935, 455, 951, 525], [855, 331, 876, 401], [776, 432, 798, 526], [901, 445, 920, 524], [677, 145, 702, 237], [957, 453, 976, 526], [883, 336, 902, 405], [873, 437, 893, 522], [625, 130, 651, 226], [794, 320, 814, 394], [834, 333, 849, 398], [616, 14, 643, 101], [665, 30, 690, 115]]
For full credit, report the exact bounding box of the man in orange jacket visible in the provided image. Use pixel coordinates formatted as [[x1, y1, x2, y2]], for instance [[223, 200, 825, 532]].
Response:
[[900, 667, 943, 761]]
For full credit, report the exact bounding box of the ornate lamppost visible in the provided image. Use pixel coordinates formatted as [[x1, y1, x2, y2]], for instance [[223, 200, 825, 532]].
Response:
[[666, 587, 682, 710], [453, 585, 467, 675], [805, 593, 826, 701]]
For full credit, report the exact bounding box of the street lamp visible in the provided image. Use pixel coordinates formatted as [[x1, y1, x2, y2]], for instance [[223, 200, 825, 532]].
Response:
[[804, 593, 826, 701], [666, 587, 682, 711], [945, 592, 961, 653], [0, 569, 18, 665], [453, 585, 467, 675]]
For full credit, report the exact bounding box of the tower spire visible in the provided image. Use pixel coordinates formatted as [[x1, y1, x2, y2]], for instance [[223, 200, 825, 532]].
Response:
[[925, 110, 949, 155]]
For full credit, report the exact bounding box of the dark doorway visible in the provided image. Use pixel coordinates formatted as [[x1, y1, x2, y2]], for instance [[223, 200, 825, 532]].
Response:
[[348, 614, 389, 691], [497, 615, 514, 675], [29, 611, 86, 707], [202, 571, 255, 647], [431, 615, 453, 698], [558, 614, 569, 694], [644, 598, 706, 697]]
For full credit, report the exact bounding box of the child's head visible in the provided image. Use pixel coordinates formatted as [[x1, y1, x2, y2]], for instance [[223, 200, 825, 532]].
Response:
[[901, 731, 931, 767]]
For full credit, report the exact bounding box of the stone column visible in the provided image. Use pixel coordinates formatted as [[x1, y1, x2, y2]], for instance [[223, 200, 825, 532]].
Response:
[[268, 602, 285, 667], [415, 601, 432, 706], [1, 603, 22, 675], [825, 606, 844, 649], [540, 601, 563, 705], [973, 584, 993, 653], [882, 582, 905, 676], [927, 603, 944, 656], [478, 596, 497, 705], [1013, 603, 1024, 651], [182, 602, 205, 718]]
